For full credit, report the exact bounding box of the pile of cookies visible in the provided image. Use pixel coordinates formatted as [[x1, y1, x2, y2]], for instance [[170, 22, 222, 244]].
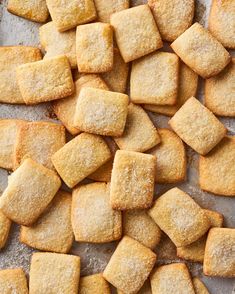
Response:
[[0, 0, 234, 293]]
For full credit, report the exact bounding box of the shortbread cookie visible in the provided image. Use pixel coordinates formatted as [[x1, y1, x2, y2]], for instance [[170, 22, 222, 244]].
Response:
[[171, 22, 231, 78], [20, 191, 73, 253], [123, 210, 161, 249], [88, 158, 113, 182], [52, 133, 111, 188], [46, 0, 96, 32], [79, 273, 111, 294], [193, 278, 210, 294], [117, 280, 151, 294], [17, 55, 74, 104], [76, 23, 113, 73], [114, 103, 161, 152], [148, 0, 194, 42], [102, 48, 129, 93], [53, 74, 108, 135], [39, 21, 76, 68], [14, 121, 66, 170], [208, 0, 235, 49], [103, 236, 156, 294], [0, 211, 11, 249], [130, 52, 179, 105], [0, 158, 61, 225], [204, 228, 235, 277], [199, 136, 235, 196], [149, 128, 186, 184], [110, 150, 155, 210], [149, 188, 210, 247], [0, 268, 28, 294], [94, 0, 129, 23], [29, 252, 80, 294], [72, 182, 122, 243], [0, 46, 42, 104], [169, 97, 226, 155], [144, 62, 198, 116], [0, 119, 26, 170], [205, 58, 235, 117], [150, 263, 195, 294], [7, 0, 48, 22], [111, 5, 162, 62], [74, 87, 128, 136]]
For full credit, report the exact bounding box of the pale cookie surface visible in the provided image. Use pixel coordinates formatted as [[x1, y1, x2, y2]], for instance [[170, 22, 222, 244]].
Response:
[[193, 278, 210, 294], [0, 158, 61, 225], [13, 121, 66, 170], [76, 23, 113, 73], [149, 128, 186, 184], [148, 0, 194, 42], [0, 119, 26, 170], [209, 0, 235, 49], [150, 263, 195, 294], [39, 21, 77, 68], [53, 74, 109, 135], [205, 58, 235, 117], [110, 5, 162, 62], [46, 0, 96, 32], [131, 52, 179, 105], [144, 62, 198, 116], [123, 210, 161, 249], [51, 133, 111, 188], [17, 55, 74, 104], [117, 279, 152, 294], [0, 211, 11, 249], [72, 182, 122, 243], [110, 150, 155, 210], [169, 97, 226, 155], [148, 187, 211, 247], [74, 87, 129, 136], [0, 46, 42, 104], [7, 0, 48, 22], [171, 22, 231, 78], [114, 103, 160, 152], [29, 252, 80, 294], [79, 273, 111, 294], [203, 228, 235, 277], [103, 236, 156, 294], [199, 136, 235, 196], [20, 191, 73, 253], [0, 268, 28, 294]]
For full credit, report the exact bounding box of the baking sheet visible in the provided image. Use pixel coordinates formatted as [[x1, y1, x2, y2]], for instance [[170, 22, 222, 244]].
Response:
[[0, 0, 235, 293]]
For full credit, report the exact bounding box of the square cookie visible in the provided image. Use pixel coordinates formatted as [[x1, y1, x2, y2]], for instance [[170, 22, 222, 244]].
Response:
[[208, 0, 235, 49], [7, 0, 48, 23], [110, 150, 155, 210], [29, 252, 80, 294], [74, 87, 129, 136], [13, 121, 66, 170], [117, 280, 152, 294], [79, 273, 111, 293], [0, 268, 28, 294], [46, 0, 96, 32], [0, 211, 11, 249], [72, 182, 122, 243], [103, 236, 156, 294], [123, 210, 161, 249], [203, 228, 235, 277], [169, 97, 226, 155], [52, 133, 111, 188], [0, 46, 42, 104], [148, 188, 211, 247], [199, 136, 235, 196], [110, 5, 162, 62], [205, 58, 235, 117], [148, 0, 194, 42], [0, 158, 61, 225], [20, 191, 73, 253], [0, 119, 26, 170], [149, 128, 186, 184], [114, 103, 161, 152], [150, 263, 195, 294], [171, 22, 231, 78], [193, 278, 210, 294], [130, 52, 179, 105], [39, 21, 77, 68]]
